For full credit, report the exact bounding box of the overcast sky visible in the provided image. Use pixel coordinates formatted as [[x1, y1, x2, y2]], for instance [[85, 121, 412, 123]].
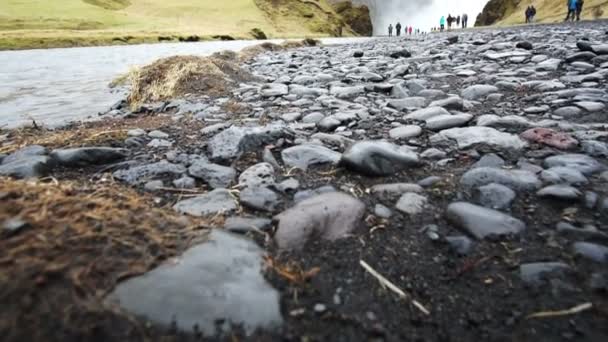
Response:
[[361, 0, 489, 33]]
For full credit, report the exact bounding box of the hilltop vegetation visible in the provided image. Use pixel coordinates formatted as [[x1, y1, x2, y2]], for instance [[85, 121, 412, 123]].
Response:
[[0, 0, 366, 50], [477, 0, 608, 26]]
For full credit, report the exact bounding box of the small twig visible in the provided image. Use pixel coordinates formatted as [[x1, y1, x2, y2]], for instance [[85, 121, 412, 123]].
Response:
[[360, 260, 430, 315], [527, 303, 593, 319]]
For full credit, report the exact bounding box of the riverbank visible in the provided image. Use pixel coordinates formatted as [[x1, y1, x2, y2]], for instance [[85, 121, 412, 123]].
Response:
[[1, 23, 608, 341]]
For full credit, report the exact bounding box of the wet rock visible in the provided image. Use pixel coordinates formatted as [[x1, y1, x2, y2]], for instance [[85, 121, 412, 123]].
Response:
[[281, 144, 341, 170], [389, 125, 422, 140], [445, 236, 474, 255], [461, 167, 541, 191], [418, 176, 441, 187], [239, 187, 281, 212], [565, 51, 596, 63], [353, 51, 364, 58], [340, 141, 419, 177], [389, 49, 412, 58], [476, 183, 516, 210], [430, 127, 527, 150], [173, 189, 237, 216], [519, 262, 572, 286], [238, 163, 275, 189], [543, 154, 605, 175], [208, 125, 287, 162], [0, 156, 52, 179], [446, 202, 526, 240], [107, 230, 282, 335], [472, 153, 505, 169], [50, 147, 126, 167], [395, 193, 428, 215], [461, 85, 499, 101], [572, 242, 608, 263], [516, 41, 533, 50], [520, 128, 578, 150], [274, 192, 365, 250], [188, 161, 236, 189], [537, 185, 582, 201], [540, 167, 588, 185], [425, 113, 473, 131], [374, 204, 392, 218], [293, 185, 336, 203], [581, 140, 608, 157], [114, 161, 186, 185]]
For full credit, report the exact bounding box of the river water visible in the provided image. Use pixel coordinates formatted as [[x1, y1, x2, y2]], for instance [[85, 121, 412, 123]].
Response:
[[0, 38, 369, 129]]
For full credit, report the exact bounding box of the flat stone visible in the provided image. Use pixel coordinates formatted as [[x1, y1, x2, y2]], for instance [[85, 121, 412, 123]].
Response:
[[420, 148, 447, 160], [461, 85, 499, 101], [472, 154, 505, 169], [0, 156, 52, 179], [554, 106, 582, 118], [575, 101, 606, 112], [581, 140, 608, 158], [428, 97, 464, 111], [50, 147, 126, 167], [425, 113, 473, 131], [536, 58, 562, 71], [239, 187, 281, 212], [330, 86, 365, 99], [540, 167, 588, 185], [431, 127, 527, 150], [261, 83, 288, 97], [461, 167, 541, 191], [519, 262, 572, 286], [572, 242, 608, 263], [389, 125, 422, 139], [188, 161, 236, 189], [446, 236, 474, 255], [370, 183, 424, 197], [173, 176, 196, 189], [476, 115, 531, 129], [446, 202, 526, 240], [404, 106, 450, 121], [476, 183, 516, 210], [302, 113, 325, 124], [395, 193, 428, 215], [374, 204, 392, 218], [340, 141, 419, 177], [2, 145, 48, 165], [387, 97, 426, 111], [147, 139, 172, 148], [520, 128, 578, 150], [281, 144, 341, 170], [173, 189, 237, 216], [238, 163, 275, 189], [274, 192, 365, 250], [208, 125, 287, 162], [148, 130, 169, 139], [293, 185, 336, 203], [537, 185, 582, 201], [106, 230, 282, 335], [114, 161, 187, 185], [543, 154, 605, 175]]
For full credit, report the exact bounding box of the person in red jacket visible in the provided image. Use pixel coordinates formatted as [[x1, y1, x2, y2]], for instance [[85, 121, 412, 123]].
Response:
[[408, 26, 412, 35]]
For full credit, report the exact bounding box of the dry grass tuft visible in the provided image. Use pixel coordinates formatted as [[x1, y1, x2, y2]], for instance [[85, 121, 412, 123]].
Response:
[[0, 177, 212, 341]]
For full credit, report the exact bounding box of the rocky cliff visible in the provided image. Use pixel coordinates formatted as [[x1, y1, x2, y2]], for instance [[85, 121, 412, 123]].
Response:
[[330, 1, 374, 36], [476, 0, 608, 26]]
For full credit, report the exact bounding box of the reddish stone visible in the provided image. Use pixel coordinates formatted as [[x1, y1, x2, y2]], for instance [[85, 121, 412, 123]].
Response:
[[520, 128, 578, 150]]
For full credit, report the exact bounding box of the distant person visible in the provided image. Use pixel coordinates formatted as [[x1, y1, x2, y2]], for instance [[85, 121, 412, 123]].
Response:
[[531, 6, 537, 22], [462, 13, 468, 28], [440, 16, 446, 32], [566, 0, 577, 21], [457, 15, 461, 27], [396, 22, 402, 36], [447, 14, 453, 30], [525, 6, 531, 23], [576, 0, 584, 21], [409, 26, 413, 35], [388, 24, 393, 37]]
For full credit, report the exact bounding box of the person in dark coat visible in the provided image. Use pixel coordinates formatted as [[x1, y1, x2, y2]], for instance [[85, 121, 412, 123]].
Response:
[[576, 0, 585, 21], [457, 15, 461, 26], [462, 13, 468, 28], [396, 22, 402, 36], [388, 24, 393, 37]]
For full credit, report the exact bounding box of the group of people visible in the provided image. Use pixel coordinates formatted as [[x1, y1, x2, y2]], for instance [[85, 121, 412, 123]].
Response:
[[565, 0, 585, 21], [525, 5, 537, 23], [388, 23, 421, 37], [436, 13, 468, 32]]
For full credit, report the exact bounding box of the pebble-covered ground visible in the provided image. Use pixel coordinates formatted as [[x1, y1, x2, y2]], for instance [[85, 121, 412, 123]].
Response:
[[1, 22, 608, 341]]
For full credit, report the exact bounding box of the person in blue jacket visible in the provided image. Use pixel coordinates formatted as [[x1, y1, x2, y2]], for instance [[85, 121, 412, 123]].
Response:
[[440, 16, 445, 32], [565, 0, 578, 21]]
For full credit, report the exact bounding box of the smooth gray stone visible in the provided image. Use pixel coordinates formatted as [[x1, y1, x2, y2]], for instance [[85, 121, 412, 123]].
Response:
[[536, 58, 562, 71], [554, 106, 582, 118], [472, 153, 505, 169], [50, 147, 127, 167], [430, 127, 527, 150], [173, 176, 196, 189], [445, 236, 474, 255], [418, 176, 442, 187], [274, 192, 365, 249], [302, 112, 325, 124], [425, 113, 473, 131], [543, 154, 605, 175], [2, 145, 48, 165], [428, 97, 464, 111], [420, 148, 447, 160], [148, 130, 169, 139], [113, 161, 186, 185], [537, 185, 582, 201], [581, 140, 608, 158], [293, 185, 336, 203], [330, 85, 365, 99], [389, 125, 422, 139], [144, 180, 163, 191], [476, 114, 531, 129], [404, 106, 450, 121], [106, 230, 282, 335], [277, 178, 300, 193], [519, 262, 572, 286], [317, 116, 341, 132], [461, 167, 541, 192], [208, 125, 287, 161], [461, 84, 499, 100], [281, 144, 341, 170], [224, 217, 273, 234], [340, 141, 419, 176], [188, 161, 236, 189], [374, 204, 392, 218], [238, 163, 275, 189], [239, 187, 281, 212], [261, 83, 288, 97], [395, 192, 428, 215], [565, 51, 597, 63], [173, 189, 237, 217], [476, 183, 516, 210], [540, 167, 588, 185], [387, 97, 426, 110], [572, 242, 608, 263], [370, 183, 424, 196], [446, 202, 526, 239], [0, 155, 52, 179]]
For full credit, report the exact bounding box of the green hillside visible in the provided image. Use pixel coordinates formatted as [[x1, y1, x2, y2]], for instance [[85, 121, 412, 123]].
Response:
[[0, 0, 361, 49]]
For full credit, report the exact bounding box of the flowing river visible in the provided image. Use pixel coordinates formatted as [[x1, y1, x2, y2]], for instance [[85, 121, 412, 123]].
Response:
[[0, 38, 369, 129]]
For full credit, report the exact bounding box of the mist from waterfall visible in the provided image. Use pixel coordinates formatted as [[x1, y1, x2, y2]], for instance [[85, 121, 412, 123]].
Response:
[[356, 0, 489, 34]]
